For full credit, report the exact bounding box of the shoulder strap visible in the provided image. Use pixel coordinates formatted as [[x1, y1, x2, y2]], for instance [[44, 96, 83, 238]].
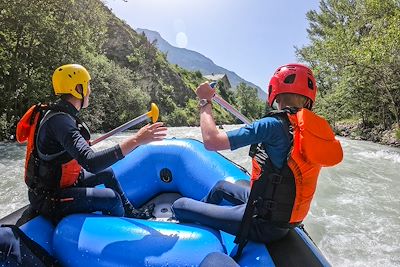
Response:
[[1, 224, 60, 267], [35, 104, 90, 161], [249, 108, 294, 161], [233, 171, 269, 260], [35, 110, 72, 161]]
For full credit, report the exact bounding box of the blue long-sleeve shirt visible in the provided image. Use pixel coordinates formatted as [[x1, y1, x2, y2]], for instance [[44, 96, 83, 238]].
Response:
[[37, 100, 124, 173], [226, 116, 291, 169]]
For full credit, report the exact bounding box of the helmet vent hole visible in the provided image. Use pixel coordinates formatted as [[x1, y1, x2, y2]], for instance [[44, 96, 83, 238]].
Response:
[[284, 74, 296, 84], [308, 78, 314, 90], [68, 74, 72, 78]]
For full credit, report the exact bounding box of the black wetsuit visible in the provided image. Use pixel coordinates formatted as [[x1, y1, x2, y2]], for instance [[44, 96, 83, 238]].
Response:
[[28, 100, 131, 222], [0, 225, 59, 266]]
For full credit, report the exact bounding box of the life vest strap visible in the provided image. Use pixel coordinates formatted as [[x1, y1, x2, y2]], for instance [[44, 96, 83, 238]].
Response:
[[28, 187, 57, 199], [35, 111, 68, 161], [267, 173, 292, 185]]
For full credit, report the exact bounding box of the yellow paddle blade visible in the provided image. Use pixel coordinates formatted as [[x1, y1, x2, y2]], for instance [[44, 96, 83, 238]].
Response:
[[147, 103, 159, 123]]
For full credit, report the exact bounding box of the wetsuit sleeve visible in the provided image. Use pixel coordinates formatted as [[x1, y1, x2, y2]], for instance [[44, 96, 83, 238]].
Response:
[[0, 228, 19, 262], [226, 117, 284, 150], [48, 114, 124, 173]]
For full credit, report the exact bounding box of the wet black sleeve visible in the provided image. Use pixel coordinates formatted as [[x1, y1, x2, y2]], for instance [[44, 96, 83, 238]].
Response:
[[48, 114, 124, 173], [0, 227, 19, 263]]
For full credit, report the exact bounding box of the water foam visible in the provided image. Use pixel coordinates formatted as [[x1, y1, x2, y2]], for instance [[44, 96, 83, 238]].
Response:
[[356, 150, 400, 164]]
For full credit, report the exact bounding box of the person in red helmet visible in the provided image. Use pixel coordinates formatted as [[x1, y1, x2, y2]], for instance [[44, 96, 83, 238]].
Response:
[[172, 63, 343, 257]]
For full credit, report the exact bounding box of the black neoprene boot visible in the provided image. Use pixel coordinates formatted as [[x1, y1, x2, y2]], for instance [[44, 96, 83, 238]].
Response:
[[124, 203, 155, 219]]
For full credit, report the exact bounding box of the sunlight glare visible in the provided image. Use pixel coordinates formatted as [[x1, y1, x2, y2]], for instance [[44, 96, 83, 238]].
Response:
[[176, 32, 188, 48]]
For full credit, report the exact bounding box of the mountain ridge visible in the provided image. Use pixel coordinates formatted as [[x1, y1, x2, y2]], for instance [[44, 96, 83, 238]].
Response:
[[137, 28, 267, 100]]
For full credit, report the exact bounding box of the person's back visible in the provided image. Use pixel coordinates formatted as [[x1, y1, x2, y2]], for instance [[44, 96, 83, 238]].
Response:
[[172, 63, 343, 257]]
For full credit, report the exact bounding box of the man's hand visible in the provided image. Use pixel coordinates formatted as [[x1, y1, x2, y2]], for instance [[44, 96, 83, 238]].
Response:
[[196, 82, 215, 100], [135, 122, 167, 145], [120, 122, 167, 156]]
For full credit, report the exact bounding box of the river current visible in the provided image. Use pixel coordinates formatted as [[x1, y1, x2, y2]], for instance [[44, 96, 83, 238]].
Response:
[[0, 125, 399, 266]]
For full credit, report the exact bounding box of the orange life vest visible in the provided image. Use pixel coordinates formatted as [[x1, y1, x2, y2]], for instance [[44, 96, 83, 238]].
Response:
[[17, 104, 46, 185], [234, 108, 343, 257], [16, 104, 84, 190], [249, 108, 343, 224]]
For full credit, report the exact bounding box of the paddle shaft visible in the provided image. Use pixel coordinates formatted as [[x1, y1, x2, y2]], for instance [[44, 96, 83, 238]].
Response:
[[209, 82, 252, 125], [212, 94, 251, 125], [90, 103, 159, 146], [90, 114, 150, 146]]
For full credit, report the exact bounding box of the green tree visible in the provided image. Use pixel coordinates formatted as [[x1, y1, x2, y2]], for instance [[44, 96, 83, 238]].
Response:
[[297, 0, 400, 131], [235, 83, 264, 121], [0, 0, 110, 137], [80, 53, 150, 132]]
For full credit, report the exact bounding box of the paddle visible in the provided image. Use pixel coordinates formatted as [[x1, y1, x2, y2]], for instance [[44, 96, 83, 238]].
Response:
[[90, 103, 159, 146], [209, 82, 251, 125]]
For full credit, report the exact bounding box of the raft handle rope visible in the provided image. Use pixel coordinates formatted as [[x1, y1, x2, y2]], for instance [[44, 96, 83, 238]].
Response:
[[160, 168, 173, 183]]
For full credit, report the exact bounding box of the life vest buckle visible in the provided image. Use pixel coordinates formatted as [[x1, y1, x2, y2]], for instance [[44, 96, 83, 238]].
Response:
[[263, 200, 277, 210], [252, 197, 262, 207], [270, 173, 283, 184]]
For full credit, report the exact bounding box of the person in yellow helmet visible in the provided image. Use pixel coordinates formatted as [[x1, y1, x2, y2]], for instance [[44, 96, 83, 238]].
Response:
[[20, 64, 167, 223]]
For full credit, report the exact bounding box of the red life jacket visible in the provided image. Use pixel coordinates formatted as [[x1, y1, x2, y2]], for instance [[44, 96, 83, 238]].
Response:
[[234, 108, 343, 256], [16, 104, 87, 190], [17, 104, 47, 185]]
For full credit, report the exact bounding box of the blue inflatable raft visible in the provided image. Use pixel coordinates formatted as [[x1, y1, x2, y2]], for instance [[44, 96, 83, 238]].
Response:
[[1, 138, 330, 266]]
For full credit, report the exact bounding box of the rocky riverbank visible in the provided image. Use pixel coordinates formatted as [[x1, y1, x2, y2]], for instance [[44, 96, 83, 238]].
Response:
[[334, 121, 400, 148]]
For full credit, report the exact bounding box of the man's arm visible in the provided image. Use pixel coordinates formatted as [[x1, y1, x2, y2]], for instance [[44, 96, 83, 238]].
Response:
[[196, 83, 230, 151], [51, 114, 123, 173], [52, 115, 166, 173]]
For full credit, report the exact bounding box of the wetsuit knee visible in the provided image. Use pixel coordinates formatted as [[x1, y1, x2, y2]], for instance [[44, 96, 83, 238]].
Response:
[[214, 180, 230, 191], [91, 188, 124, 217], [199, 252, 239, 267], [171, 197, 192, 217]]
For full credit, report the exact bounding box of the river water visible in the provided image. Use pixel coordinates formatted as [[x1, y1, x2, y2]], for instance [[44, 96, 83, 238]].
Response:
[[0, 125, 399, 266]]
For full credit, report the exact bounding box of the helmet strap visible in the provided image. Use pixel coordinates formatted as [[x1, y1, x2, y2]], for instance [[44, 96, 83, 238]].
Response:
[[75, 84, 85, 110], [304, 98, 313, 110], [80, 92, 84, 110]]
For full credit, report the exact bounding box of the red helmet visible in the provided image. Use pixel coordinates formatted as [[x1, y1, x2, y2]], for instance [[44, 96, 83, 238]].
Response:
[[268, 63, 317, 107]]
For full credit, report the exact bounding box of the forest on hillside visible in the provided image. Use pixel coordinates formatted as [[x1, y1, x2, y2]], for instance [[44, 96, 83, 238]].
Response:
[[1, 0, 399, 145], [297, 0, 400, 144], [0, 0, 264, 140]]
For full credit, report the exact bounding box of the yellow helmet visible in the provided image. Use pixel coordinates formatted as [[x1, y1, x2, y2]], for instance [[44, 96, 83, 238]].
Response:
[[52, 64, 91, 99]]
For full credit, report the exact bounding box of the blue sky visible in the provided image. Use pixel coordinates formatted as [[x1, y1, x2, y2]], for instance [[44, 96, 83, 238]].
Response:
[[105, 0, 320, 92]]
